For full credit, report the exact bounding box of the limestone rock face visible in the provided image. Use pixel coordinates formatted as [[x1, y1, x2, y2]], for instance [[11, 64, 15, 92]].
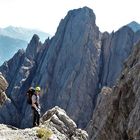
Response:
[[37, 6, 101, 128], [0, 74, 18, 126], [87, 41, 140, 140], [0, 73, 19, 126], [0, 106, 88, 140], [0, 73, 8, 105], [41, 106, 88, 140]]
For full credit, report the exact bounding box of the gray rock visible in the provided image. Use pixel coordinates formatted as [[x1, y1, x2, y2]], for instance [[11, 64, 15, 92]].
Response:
[[41, 106, 88, 140], [0, 74, 18, 127], [134, 30, 140, 44], [41, 106, 77, 134], [87, 41, 140, 140], [0, 72, 8, 92], [86, 87, 113, 139], [0, 106, 88, 140], [36, 6, 101, 128], [99, 26, 135, 87], [0, 73, 8, 105]]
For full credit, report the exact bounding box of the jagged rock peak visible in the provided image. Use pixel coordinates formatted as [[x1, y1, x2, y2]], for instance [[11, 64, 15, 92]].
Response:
[[68, 6, 95, 18], [66, 6, 96, 25], [17, 49, 25, 54], [11, 49, 25, 59], [1, 48, 25, 69], [26, 34, 42, 59], [55, 6, 98, 38], [27, 34, 41, 49], [30, 34, 40, 44], [40, 6, 101, 129]]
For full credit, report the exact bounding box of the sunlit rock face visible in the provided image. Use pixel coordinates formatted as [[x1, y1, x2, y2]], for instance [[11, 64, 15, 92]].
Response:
[[0, 73, 8, 105]]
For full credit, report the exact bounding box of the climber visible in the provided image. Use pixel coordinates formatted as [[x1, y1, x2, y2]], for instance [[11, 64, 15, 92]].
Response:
[[31, 86, 41, 127]]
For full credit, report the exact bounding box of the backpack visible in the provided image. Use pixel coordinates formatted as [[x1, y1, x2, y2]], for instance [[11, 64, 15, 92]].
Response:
[[27, 87, 36, 104]]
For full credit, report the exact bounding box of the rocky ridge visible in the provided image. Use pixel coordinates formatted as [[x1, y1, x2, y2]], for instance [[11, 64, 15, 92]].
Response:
[[87, 40, 140, 140], [0, 106, 88, 140]]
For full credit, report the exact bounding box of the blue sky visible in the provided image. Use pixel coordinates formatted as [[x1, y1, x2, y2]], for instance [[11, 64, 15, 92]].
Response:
[[0, 0, 139, 35]]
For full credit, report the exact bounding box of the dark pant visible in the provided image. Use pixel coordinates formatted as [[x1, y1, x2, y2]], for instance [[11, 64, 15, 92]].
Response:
[[32, 108, 40, 127]]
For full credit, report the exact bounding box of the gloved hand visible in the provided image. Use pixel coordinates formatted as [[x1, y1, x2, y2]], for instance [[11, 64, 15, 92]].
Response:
[[36, 108, 41, 115]]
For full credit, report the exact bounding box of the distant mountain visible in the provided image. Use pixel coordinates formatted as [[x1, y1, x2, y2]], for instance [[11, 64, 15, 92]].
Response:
[[0, 26, 51, 42], [0, 26, 50, 65], [0, 35, 27, 65], [127, 21, 140, 32]]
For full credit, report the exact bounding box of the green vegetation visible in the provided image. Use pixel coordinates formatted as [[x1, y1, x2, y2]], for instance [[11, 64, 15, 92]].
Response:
[[36, 127, 53, 140], [15, 137, 23, 140]]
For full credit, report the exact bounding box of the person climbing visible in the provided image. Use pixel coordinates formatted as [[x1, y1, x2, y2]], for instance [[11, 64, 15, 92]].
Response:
[[27, 86, 41, 127]]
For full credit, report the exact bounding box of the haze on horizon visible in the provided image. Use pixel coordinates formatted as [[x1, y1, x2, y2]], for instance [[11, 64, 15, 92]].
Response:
[[0, 0, 139, 35]]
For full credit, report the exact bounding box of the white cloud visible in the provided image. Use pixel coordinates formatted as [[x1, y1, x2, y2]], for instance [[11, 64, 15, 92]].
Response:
[[0, 0, 139, 35]]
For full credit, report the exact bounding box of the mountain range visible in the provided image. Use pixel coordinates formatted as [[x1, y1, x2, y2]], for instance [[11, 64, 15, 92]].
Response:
[[0, 35, 27, 65], [0, 6, 140, 140], [0, 26, 50, 65], [0, 26, 51, 42]]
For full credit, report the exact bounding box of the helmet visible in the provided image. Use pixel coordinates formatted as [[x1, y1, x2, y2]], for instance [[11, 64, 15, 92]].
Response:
[[35, 86, 41, 92]]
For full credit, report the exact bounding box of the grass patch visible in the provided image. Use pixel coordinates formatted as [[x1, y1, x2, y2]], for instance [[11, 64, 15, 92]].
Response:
[[16, 137, 23, 140], [36, 127, 53, 140]]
